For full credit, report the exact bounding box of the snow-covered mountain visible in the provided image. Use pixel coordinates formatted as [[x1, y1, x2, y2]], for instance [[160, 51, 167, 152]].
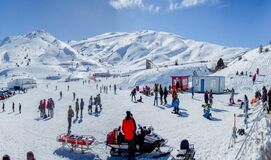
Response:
[[0, 30, 248, 84], [70, 30, 247, 71]]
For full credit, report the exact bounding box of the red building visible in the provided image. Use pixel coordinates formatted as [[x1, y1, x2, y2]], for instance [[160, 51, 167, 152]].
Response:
[[171, 76, 189, 91]]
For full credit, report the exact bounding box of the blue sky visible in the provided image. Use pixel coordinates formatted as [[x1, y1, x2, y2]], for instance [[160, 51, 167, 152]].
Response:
[[0, 0, 270, 48]]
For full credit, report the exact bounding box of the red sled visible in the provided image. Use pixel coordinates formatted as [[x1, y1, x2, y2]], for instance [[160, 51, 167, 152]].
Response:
[[56, 134, 96, 153]]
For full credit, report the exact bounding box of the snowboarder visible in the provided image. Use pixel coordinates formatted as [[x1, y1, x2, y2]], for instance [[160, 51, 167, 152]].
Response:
[[73, 92, 76, 101], [268, 88, 271, 114], [122, 111, 136, 160], [67, 105, 74, 133], [262, 86, 267, 109], [19, 103, 21, 114], [153, 84, 158, 106], [2, 103, 5, 112], [202, 103, 212, 119], [172, 93, 180, 114], [12, 102, 15, 112], [204, 90, 209, 104], [244, 95, 249, 129], [59, 91, 62, 100], [114, 84, 117, 95], [88, 96, 93, 113], [80, 98, 84, 118], [130, 88, 136, 102], [229, 88, 235, 105], [164, 87, 168, 105], [75, 99, 79, 118], [159, 84, 164, 105], [26, 151, 35, 160], [209, 90, 213, 107]]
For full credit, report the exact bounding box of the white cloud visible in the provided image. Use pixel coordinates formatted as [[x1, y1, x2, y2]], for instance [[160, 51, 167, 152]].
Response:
[[169, 0, 220, 10], [109, 0, 160, 13]]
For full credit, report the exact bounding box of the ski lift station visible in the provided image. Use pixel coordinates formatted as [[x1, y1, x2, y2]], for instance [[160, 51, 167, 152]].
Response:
[[192, 76, 225, 94]]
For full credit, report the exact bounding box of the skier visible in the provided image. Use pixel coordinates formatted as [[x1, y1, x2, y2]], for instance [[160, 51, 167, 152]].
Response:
[[75, 99, 79, 118], [244, 95, 249, 129], [26, 151, 35, 160], [2, 103, 5, 112], [19, 103, 21, 114], [209, 90, 213, 108], [109, 84, 111, 91], [204, 90, 209, 104], [153, 84, 158, 106], [122, 111, 136, 160], [268, 88, 271, 114], [191, 86, 194, 99], [256, 68, 259, 75], [88, 96, 93, 113], [262, 86, 267, 109], [59, 91, 62, 100], [130, 88, 136, 102], [94, 97, 98, 113], [172, 93, 180, 114], [67, 85, 70, 91], [73, 92, 76, 101], [67, 105, 74, 133], [55, 85, 58, 90], [114, 84, 117, 95], [164, 87, 168, 105], [230, 88, 235, 105], [42, 99, 47, 118], [159, 84, 164, 105], [96, 84, 98, 90], [12, 102, 15, 112], [80, 98, 84, 118]]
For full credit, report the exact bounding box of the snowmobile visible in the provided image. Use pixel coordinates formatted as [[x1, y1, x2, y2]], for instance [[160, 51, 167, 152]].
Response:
[[202, 104, 212, 120], [106, 125, 172, 157], [175, 139, 195, 160]]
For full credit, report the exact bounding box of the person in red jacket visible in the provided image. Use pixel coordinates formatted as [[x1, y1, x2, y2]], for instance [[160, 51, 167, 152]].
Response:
[[122, 111, 136, 160]]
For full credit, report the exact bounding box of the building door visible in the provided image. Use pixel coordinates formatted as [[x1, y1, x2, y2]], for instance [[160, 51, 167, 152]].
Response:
[[200, 79, 205, 92]]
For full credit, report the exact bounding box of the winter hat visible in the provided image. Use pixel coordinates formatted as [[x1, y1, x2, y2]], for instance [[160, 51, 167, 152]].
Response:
[[126, 111, 132, 117]]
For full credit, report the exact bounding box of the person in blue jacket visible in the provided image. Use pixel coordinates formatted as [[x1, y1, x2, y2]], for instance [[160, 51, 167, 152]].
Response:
[[172, 92, 180, 114]]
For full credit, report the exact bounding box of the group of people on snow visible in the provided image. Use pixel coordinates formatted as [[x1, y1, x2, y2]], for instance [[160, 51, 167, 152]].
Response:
[[153, 83, 168, 106], [1, 102, 21, 114], [39, 98, 55, 119]]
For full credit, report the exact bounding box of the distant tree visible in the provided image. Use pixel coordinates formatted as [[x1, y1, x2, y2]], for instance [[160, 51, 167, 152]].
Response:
[[215, 58, 225, 71], [175, 59, 178, 66], [259, 45, 263, 53]]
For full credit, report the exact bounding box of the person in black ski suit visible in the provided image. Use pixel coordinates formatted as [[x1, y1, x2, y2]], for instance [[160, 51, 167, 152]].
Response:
[[130, 88, 136, 102], [67, 105, 74, 133], [159, 84, 164, 105], [164, 87, 168, 105], [204, 91, 209, 104], [75, 99, 79, 118], [80, 98, 84, 118], [19, 103, 22, 114], [88, 96, 93, 113], [262, 86, 267, 109], [73, 92, 76, 101], [12, 102, 15, 112]]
